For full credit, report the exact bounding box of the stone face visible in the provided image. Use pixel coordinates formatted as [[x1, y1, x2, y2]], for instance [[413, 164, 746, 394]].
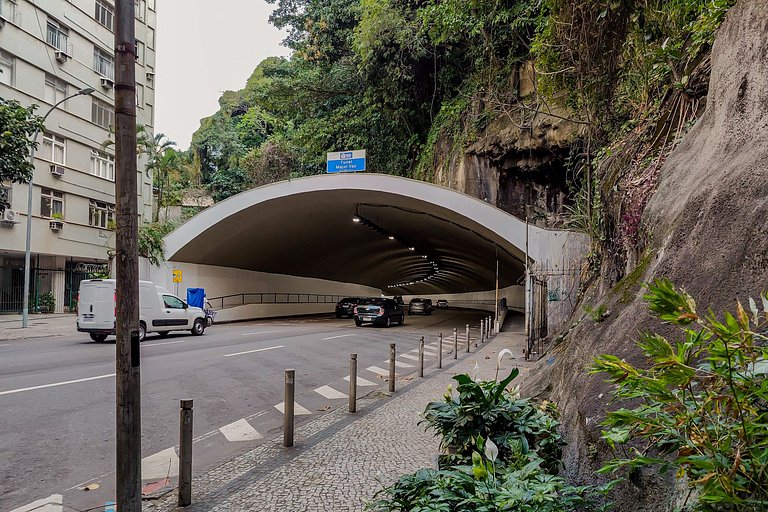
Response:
[[520, 1, 768, 510]]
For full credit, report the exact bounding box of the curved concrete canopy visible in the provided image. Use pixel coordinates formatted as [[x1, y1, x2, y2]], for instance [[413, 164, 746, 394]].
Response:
[[164, 174, 558, 294]]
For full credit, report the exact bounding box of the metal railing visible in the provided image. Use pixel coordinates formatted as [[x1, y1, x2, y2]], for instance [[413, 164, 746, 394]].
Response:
[[207, 292, 346, 310]]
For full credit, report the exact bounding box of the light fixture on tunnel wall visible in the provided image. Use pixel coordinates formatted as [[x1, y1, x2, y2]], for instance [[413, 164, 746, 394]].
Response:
[[353, 216, 361, 222]]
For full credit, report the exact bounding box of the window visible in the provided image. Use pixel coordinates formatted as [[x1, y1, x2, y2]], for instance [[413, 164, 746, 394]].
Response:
[[91, 98, 113, 129], [93, 46, 114, 79], [136, 83, 144, 107], [46, 20, 69, 52], [147, 27, 155, 48], [90, 150, 115, 180], [42, 133, 66, 164], [41, 188, 64, 219], [135, 0, 146, 22], [135, 39, 145, 64], [0, 50, 13, 86], [95, 0, 114, 30], [0, 0, 16, 22], [44, 74, 68, 105], [162, 295, 185, 309], [89, 199, 114, 228], [147, 0, 154, 11]]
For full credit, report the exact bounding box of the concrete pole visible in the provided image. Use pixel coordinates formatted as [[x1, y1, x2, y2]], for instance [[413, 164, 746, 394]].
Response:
[[389, 344, 396, 392], [437, 333, 443, 369], [114, 1, 141, 509], [418, 337, 425, 377], [283, 370, 295, 447], [453, 328, 458, 359], [349, 354, 357, 413], [178, 399, 193, 507], [465, 324, 470, 353]]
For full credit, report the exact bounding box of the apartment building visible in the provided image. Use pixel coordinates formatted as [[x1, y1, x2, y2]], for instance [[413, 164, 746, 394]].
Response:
[[0, 0, 156, 313]]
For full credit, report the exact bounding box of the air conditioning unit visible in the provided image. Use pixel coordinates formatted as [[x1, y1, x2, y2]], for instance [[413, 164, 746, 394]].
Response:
[[1, 209, 18, 223], [146, 71, 155, 80], [50, 165, 65, 177], [55, 50, 69, 63], [49, 220, 64, 231], [100, 76, 114, 89]]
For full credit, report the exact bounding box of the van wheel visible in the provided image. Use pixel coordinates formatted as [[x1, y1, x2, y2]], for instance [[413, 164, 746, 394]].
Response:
[[191, 318, 205, 336], [138, 322, 146, 342], [90, 333, 107, 342]]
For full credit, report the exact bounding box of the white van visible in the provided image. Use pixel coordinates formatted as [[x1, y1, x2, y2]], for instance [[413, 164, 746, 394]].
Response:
[[77, 279, 207, 342]]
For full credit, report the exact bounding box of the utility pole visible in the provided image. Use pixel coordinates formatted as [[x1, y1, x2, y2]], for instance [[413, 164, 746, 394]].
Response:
[[115, 1, 141, 510]]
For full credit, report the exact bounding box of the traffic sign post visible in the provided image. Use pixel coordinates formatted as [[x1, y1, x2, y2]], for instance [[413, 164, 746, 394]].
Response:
[[326, 150, 366, 173]]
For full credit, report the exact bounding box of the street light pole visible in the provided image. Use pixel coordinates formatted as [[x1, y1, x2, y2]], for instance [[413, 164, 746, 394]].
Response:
[[22, 87, 95, 328]]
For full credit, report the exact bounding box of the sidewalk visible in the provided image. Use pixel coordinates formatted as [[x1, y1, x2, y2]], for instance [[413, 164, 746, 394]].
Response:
[[143, 319, 534, 512], [0, 313, 77, 341]]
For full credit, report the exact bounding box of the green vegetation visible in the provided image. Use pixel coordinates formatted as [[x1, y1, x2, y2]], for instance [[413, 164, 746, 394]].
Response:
[[0, 99, 44, 187], [368, 368, 610, 511], [593, 279, 768, 510], [138, 221, 176, 266]]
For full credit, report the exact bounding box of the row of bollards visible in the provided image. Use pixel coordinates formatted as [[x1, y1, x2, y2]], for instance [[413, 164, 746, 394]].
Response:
[[176, 314, 498, 507]]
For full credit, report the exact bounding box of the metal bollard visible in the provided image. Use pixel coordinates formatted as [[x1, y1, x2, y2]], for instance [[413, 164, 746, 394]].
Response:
[[284, 369, 295, 447], [480, 320, 485, 343], [453, 328, 458, 359], [418, 336, 425, 377], [389, 344, 396, 392], [465, 324, 470, 352], [438, 333, 443, 369], [178, 399, 193, 507], [349, 354, 357, 413], [487, 317, 492, 338]]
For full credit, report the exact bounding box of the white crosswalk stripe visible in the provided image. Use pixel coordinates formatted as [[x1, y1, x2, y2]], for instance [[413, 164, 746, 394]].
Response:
[[142, 447, 179, 480], [385, 359, 414, 368], [343, 375, 377, 387], [400, 353, 419, 361], [219, 418, 263, 442], [314, 385, 348, 399], [275, 402, 312, 415], [366, 366, 391, 377], [9, 495, 63, 512]]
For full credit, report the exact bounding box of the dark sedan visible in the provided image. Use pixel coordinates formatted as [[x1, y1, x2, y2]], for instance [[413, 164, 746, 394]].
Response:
[[336, 297, 364, 318], [354, 298, 405, 327]]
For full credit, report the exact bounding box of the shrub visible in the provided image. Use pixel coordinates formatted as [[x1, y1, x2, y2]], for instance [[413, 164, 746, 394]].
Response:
[[592, 279, 768, 511]]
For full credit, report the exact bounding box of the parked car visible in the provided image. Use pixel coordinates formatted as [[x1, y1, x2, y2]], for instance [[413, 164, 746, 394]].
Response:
[[77, 279, 207, 342], [336, 297, 364, 318], [436, 299, 449, 308], [408, 298, 433, 315], [354, 298, 405, 327]]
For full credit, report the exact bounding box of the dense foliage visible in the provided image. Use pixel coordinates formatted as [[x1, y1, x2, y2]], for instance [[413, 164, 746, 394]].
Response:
[[593, 280, 768, 510], [0, 99, 44, 187]]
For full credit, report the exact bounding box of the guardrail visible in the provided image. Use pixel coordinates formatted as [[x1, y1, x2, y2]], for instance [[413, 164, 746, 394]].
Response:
[[207, 293, 345, 310]]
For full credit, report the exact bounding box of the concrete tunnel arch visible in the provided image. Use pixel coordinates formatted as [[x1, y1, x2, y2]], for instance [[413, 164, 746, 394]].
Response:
[[158, 174, 584, 318]]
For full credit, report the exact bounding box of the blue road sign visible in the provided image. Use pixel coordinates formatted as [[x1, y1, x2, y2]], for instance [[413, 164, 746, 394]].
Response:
[[327, 149, 366, 173]]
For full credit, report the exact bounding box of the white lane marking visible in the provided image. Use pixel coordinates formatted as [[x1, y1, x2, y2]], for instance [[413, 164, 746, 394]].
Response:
[[219, 419, 263, 442], [224, 345, 284, 357], [322, 334, 356, 340], [400, 353, 419, 361], [366, 366, 391, 377], [274, 402, 312, 415], [314, 385, 348, 399], [9, 494, 63, 512], [0, 343, 11, 347], [0, 373, 114, 397], [241, 331, 281, 336], [142, 447, 179, 480], [343, 375, 377, 387], [386, 359, 415, 368], [144, 340, 185, 347]]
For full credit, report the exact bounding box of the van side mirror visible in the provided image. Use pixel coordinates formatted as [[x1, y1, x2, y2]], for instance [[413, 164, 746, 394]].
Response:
[[183, 302, 188, 309]]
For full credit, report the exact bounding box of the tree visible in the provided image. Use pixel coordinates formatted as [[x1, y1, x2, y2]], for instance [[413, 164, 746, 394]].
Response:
[[0, 99, 44, 190]]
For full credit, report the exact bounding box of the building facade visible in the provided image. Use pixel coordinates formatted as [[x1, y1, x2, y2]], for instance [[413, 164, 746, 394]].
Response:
[[0, 0, 156, 313]]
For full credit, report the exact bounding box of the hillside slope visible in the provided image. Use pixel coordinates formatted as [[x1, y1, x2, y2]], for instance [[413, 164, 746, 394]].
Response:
[[521, 1, 768, 509]]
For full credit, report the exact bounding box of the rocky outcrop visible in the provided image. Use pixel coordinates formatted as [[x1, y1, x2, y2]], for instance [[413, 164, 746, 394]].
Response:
[[521, 1, 768, 509]]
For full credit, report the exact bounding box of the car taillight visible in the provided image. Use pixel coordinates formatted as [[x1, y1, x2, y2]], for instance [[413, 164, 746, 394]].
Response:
[[353, 306, 359, 314], [377, 307, 384, 316]]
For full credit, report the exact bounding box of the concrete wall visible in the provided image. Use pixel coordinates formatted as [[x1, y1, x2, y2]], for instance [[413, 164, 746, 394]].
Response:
[[146, 260, 382, 322]]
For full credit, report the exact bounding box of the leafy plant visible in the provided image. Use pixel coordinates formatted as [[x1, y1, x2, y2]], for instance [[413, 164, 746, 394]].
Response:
[[584, 304, 609, 323], [138, 222, 176, 266], [0, 99, 44, 185], [422, 369, 564, 473], [38, 291, 55, 313], [51, 212, 64, 220], [592, 279, 768, 510]]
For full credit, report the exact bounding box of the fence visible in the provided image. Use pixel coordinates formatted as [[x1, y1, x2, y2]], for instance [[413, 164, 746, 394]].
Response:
[[0, 266, 96, 313], [207, 292, 347, 310]]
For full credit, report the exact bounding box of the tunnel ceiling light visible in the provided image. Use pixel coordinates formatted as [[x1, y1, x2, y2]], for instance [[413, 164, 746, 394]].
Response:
[[388, 235, 395, 240]]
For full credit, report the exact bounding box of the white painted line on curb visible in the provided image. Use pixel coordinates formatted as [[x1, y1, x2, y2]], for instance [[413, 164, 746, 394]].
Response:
[[275, 401, 312, 415], [366, 366, 390, 377], [0, 373, 114, 397], [219, 419, 263, 442], [240, 331, 281, 336], [224, 345, 284, 357], [322, 334, 356, 340], [142, 447, 179, 480], [314, 385, 348, 399], [386, 359, 415, 368], [8, 494, 63, 512], [343, 375, 377, 387], [0, 344, 10, 347], [144, 340, 185, 347]]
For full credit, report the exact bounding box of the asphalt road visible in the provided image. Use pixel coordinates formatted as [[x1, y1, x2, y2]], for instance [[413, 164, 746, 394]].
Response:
[[0, 308, 487, 512]]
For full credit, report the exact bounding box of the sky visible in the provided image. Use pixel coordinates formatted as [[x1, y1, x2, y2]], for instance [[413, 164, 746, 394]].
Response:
[[154, 0, 291, 150]]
